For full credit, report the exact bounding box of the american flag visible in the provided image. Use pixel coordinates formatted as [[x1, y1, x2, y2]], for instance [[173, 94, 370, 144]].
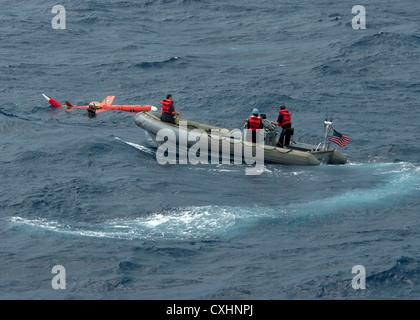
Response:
[[329, 129, 350, 147]]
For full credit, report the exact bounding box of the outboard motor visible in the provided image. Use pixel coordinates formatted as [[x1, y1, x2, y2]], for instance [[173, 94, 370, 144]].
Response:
[[261, 119, 278, 146]]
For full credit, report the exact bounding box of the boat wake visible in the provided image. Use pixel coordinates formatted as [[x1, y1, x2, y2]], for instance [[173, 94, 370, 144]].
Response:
[[9, 206, 243, 241], [7, 161, 419, 241]]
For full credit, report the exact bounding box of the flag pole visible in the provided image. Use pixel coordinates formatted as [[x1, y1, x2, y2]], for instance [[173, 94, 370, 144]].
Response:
[[321, 117, 333, 150]]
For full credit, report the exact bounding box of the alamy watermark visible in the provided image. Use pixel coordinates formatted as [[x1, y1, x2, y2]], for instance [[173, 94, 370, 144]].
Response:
[[352, 5, 366, 30], [352, 265, 366, 290], [51, 265, 66, 289], [51, 5, 66, 29], [155, 121, 265, 175]]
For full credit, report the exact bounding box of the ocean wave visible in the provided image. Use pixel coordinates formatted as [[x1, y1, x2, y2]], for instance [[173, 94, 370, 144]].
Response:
[[132, 56, 182, 69], [113, 0, 204, 9], [344, 32, 419, 53], [311, 256, 420, 299], [74, 56, 184, 70], [363, 144, 420, 164], [365, 256, 420, 295], [313, 31, 419, 77]]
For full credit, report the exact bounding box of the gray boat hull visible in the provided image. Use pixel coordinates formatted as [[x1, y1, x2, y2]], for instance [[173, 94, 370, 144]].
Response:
[[134, 112, 347, 166]]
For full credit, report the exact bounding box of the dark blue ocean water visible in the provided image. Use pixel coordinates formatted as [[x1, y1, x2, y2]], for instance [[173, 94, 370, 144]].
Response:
[[1, 0, 419, 300]]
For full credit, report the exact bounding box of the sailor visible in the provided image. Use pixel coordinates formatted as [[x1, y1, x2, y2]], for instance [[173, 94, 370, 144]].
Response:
[[246, 108, 264, 143], [160, 94, 180, 125], [271, 105, 292, 147], [85, 102, 97, 118]]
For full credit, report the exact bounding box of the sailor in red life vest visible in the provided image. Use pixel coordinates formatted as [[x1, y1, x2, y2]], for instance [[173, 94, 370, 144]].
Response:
[[246, 108, 264, 143], [160, 94, 180, 125], [85, 102, 97, 118], [271, 105, 292, 147]]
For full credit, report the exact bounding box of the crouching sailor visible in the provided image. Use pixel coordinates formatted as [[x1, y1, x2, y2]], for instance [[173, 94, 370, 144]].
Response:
[[160, 94, 180, 125]]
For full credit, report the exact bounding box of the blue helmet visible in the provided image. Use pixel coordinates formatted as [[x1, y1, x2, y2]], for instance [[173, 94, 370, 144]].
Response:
[[252, 108, 259, 115]]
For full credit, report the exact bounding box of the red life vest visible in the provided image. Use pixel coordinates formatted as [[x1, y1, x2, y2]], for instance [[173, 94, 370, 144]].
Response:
[[248, 115, 262, 131], [161, 99, 173, 114], [278, 109, 291, 127]]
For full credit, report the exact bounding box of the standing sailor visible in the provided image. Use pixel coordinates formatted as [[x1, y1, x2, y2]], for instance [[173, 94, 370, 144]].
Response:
[[160, 94, 180, 125], [271, 105, 292, 147]]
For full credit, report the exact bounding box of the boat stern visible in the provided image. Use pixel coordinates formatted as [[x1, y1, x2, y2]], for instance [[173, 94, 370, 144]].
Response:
[[328, 149, 347, 165]]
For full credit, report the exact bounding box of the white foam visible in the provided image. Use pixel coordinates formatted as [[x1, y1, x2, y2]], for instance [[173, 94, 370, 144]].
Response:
[[8, 206, 244, 241], [115, 137, 155, 155]]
